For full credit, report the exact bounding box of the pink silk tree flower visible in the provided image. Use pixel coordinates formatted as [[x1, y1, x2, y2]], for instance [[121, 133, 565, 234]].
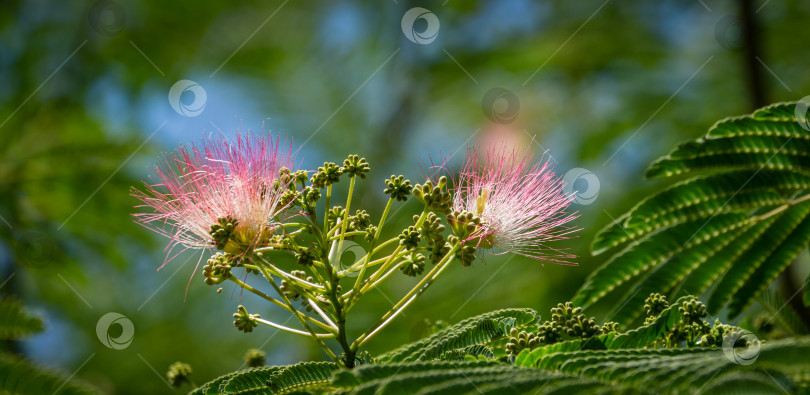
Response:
[[132, 132, 296, 268], [451, 144, 579, 264]]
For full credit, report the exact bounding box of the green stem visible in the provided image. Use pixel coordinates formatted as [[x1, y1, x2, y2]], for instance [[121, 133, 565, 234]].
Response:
[[336, 177, 356, 258], [226, 276, 334, 333], [328, 231, 367, 241], [323, 185, 332, 238], [351, 244, 459, 350], [349, 198, 394, 296], [255, 263, 339, 362], [255, 317, 335, 338], [251, 262, 326, 293]]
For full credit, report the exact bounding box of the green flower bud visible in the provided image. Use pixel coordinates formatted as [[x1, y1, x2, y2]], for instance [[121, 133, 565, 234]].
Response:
[[279, 189, 298, 208], [233, 305, 259, 333], [601, 321, 620, 334], [455, 243, 477, 267], [364, 225, 378, 243], [166, 362, 192, 388], [398, 226, 421, 250], [678, 299, 708, 325], [537, 321, 563, 345], [447, 210, 481, 239], [399, 253, 426, 277], [413, 177, 452, 214], [210, 216, 239, 250], [310, 162, 343, 188], [700, 323, 753, 349], [551, 302, 578, 325], [384, 175, 413, 201], [569, 316, 601, 339], [203, 252, 232, 285], [295, 247, 315, 267], [328, 206, 346, 228], [417, 212, 446, 246], [429, 240, 451, 264], [342, 155, 371, 179], [303, 186, 322, 206], [506, 328, 542, 356], [350, 210, 372, 231], [243, 348, 266, 367], [277, 166, 293, 184], [644, 293, 669, 318], [444, 235, 476, 266], [293, 170, 309, 186]]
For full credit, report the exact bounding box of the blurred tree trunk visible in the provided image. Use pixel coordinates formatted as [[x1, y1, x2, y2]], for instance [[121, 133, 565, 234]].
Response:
[[740, 0, 767, 110]]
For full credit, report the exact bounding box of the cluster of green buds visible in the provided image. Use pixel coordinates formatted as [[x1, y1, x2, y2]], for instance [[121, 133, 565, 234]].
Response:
[[203, 252, 232, 285], [243, 349, 267, 368], [506, 301, 617, 357], [504, 293, 754, 358], [310, 162, 343, 188], [505, 327, 542, 356], [643, 293, 669, 325], [665, 298, 710, 347], [233, 305, 260, 333], [166, 362, 193, 388], [700, 320, 756, 349], [399, 253, 426, 277], [209, 216, 238, 250], [412, 177, 452, 214], [642, 294, 748, 349]]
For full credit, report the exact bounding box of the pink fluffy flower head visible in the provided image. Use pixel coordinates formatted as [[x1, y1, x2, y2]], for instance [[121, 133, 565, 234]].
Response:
[[132, 132, 296, 268], [451, 144, 579, 264]]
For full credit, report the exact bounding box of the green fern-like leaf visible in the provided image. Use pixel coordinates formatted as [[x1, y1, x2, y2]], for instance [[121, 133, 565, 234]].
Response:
[[189, 369, 244, 395], [192, 362, 336, 395], [757, 289, 808, 335], [376, 308, 536, 363], [605, 295, 695, 349], [0, 352, 96, 395], [578, 101, 810, 322], [328, 336, 810, 394], [574, 213, 750, 310], [0, 298, 44, 340]]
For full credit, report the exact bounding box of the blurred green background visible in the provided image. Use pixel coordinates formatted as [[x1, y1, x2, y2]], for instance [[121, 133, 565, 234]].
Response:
[[2, 0, 810, 393]]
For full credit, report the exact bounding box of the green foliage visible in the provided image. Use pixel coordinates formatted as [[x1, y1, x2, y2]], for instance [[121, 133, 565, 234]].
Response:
[[194, 335, 810, 394], [193, 300, 805, 394], [0, 352, 96, 395], [376, 308, 537, 363], [0, 297, 44, 340], [192, 362, 337, 395], [578, 102, 810, 322], [0, 300, 101, 394]]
